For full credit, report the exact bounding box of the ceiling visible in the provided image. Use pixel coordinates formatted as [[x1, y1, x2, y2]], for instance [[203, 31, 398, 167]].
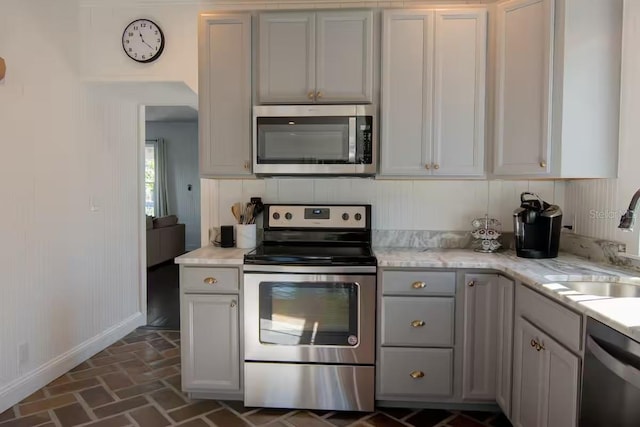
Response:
[[146, 105, 198, 122]]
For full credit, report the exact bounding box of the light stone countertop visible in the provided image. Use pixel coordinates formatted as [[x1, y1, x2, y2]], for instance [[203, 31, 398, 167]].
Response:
[[174, 245, 252, 265], [175, 245, 640, 342], [375, 247, 640, 343]]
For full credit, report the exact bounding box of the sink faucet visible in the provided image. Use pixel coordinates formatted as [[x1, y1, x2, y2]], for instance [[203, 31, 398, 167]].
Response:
[[618, 189, 640, 231]]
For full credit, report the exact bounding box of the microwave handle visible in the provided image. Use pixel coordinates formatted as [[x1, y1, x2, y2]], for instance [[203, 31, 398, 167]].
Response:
[[348, 117, 356, 163]]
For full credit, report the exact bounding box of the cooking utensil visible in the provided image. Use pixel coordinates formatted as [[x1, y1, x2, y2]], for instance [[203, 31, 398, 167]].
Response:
[[232, 203, 242, 224]]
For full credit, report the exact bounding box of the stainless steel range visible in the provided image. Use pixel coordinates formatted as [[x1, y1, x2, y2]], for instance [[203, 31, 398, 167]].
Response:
[[243, 204, 376, 412]]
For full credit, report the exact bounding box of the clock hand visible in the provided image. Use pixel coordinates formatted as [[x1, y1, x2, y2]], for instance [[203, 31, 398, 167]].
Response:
[[139, 32, 154, 50]]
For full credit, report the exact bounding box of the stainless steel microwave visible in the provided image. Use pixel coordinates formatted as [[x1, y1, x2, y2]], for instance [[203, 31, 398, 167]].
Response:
[[253, 105, 376, 176]]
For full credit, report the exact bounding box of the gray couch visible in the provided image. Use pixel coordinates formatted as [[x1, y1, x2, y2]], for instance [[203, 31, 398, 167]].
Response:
[[146, 215, 185, 267]]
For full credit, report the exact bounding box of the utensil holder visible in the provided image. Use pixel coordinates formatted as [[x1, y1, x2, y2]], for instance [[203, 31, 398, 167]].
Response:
[[235, 224, 256, 249]]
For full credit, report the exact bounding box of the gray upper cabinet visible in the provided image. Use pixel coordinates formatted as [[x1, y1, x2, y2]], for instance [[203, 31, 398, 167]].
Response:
[[380, 9, 486, 177], [198, 13, 252, 177], [493, 0, 622, 178], [461, 274, 498, 401], [258, 10, 373, 104]]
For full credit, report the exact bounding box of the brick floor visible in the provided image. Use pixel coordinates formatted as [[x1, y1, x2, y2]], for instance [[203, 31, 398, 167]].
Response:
[[0, 329, 512, 427]]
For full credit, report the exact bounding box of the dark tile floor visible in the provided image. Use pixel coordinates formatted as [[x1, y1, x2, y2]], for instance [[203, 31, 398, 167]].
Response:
[[0, 329, 512, 427], [147, 261, 180, 329]]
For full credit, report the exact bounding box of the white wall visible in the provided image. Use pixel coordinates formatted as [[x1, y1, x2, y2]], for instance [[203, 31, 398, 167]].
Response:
[[563, 0, 640, 254], [146, 121, 201, 250], [201, 178, 566, 244], [0, 0, 145, 412]]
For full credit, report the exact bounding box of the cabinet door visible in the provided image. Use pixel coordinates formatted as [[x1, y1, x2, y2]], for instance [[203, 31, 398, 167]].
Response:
[[512, 317, 580, 427], [512, 317, 546, 427], [316, 11, 373, 103], [258, 12, 315, 103], [462, 274, 498, 401], [198, 14, 252, 176], [496, 276, 514, 418], [380, 10, 434, 176], [181, 293, 240, 392], [494, 0, 553, 176], [432, 9, 486, 176]]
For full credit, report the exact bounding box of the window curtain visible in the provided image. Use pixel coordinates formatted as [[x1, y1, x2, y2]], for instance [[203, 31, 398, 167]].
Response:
[[155, 138, 170, 217]]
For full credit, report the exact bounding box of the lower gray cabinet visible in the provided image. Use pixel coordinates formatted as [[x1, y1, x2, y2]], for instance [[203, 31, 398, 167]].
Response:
[[511, 283, 582, 427], [496, 276, 515, 417], [378, 348, 453, 398], [181, 293, 240, 393], [381, 297, 454, 347], [462, 273, 498, 401]]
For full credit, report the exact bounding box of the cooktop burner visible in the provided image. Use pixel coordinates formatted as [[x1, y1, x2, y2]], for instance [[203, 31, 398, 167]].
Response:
[[244, 244, 376, 266]]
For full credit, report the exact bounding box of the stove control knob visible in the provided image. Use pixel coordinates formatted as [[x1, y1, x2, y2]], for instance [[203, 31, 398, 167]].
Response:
[[285, 212, 292, 220], [355, 213, 362, 221], [342, 213, 350, 221], [273, 212, 280, 220]]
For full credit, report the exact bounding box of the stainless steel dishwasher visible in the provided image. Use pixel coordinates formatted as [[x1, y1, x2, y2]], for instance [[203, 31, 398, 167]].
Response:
[[580, 317, 640, 426]]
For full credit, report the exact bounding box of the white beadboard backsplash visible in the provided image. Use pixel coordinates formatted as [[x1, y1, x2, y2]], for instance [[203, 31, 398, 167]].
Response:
[[201, 178, 566, 245]]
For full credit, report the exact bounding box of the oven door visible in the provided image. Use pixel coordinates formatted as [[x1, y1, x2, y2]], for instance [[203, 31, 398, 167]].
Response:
[[243, 272, 375, 364]]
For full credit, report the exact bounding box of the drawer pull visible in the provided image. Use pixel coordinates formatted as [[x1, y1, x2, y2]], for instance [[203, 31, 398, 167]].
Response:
[[204, 277, 218, 285], [531, 338, 545, 351], [530, 339, 537, 348], [468, 280, 476, 287], [230, 300, 237, 308], [411, 320, 425, 328], [412, 281, 426, 289], [410, 370, 425, 379]]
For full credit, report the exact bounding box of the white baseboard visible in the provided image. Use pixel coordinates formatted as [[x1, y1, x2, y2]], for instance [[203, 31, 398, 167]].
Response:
[[0, 312, 145, 414]]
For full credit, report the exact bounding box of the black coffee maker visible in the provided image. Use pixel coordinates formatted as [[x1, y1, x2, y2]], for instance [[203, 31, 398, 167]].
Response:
[[513, 192, 562, 259]]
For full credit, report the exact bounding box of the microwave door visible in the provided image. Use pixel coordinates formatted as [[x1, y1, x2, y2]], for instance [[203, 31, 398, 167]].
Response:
[[257, 118, 351, 165]]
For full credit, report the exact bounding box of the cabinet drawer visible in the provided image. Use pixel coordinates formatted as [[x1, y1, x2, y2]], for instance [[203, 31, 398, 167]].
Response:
[[382, 270, 456, 296], [381, 297, 454, 347], [378, 348, 453, 398], [181, 267, 239, 293], [516, 283, 582, 353]]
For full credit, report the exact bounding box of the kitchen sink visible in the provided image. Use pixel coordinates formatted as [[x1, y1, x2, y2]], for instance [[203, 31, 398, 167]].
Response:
[[546, 281, 640, 298]]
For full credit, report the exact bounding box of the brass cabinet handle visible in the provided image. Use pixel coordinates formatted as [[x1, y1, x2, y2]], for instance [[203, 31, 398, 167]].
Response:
[[412, 281, 426, 289], [244, 161, 250, 170], [204, 277, 217, 285], [433, 164, 440, 170], [316, 91, 323, 98], [308, 91, 315, 99], [425, 164, 430, 170], [540, 161, 547, 168], [530, 338, 545, 351], [468, 280, 476, 287], [410, 370, 425, 379], [411, 320, 426, 328], [230, 300, 237, 308]]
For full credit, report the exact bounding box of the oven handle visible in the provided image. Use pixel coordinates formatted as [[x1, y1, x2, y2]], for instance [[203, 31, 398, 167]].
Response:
[[587, 335, 640, 389], [243, 264, 376, 274]]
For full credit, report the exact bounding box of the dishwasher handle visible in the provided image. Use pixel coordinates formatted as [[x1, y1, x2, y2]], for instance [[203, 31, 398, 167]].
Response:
[[587, 335, 640, 390]]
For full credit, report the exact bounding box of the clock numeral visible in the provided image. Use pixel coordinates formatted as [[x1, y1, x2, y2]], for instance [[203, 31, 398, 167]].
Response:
[[128, 32, 133, 37], [125, 40, 130, 44], [133, 26, 139, 30], [154, 30, 158, 35], [128, 48, 132, 52], [157, 38, 161, 43], [155, 46, 158, 51], [142, 55, 146, 59], [141, 23, 146, 27], [134, 53, 138, 57]]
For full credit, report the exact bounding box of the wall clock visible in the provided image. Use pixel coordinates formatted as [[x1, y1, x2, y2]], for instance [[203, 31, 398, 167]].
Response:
[[122, 19, 165, 63]]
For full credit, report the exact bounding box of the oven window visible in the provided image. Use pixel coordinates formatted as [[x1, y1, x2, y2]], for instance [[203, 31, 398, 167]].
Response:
[[257, 117, 350, 164], [259, 282, 358, 346]]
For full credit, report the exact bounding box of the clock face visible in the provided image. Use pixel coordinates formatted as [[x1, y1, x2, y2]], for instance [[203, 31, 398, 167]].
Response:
[[122, 19, 165, 63]]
